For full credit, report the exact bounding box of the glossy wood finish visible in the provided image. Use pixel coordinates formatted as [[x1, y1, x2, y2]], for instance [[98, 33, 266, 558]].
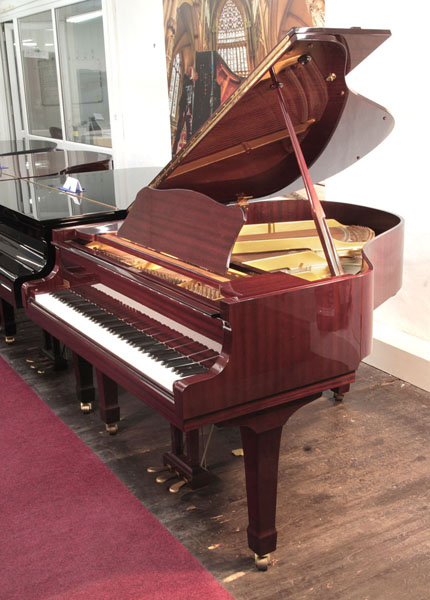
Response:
[[118, 187, 245, 275], [22, 186, 403, 560], [153, 28, 393, 203]]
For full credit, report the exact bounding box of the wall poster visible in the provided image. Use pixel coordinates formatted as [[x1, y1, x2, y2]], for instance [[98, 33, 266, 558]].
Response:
[[163, 0, 325, 154]]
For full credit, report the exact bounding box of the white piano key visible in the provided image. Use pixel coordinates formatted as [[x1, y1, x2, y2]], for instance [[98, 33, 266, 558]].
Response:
[[92, 283, 222, 353], [35, 292, 180, 395]]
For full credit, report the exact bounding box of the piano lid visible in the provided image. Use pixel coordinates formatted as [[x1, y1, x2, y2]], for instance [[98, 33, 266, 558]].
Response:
[[151, 27, 393, 203]]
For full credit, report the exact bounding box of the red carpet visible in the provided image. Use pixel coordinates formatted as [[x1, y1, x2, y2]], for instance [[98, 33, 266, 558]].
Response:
[[0, 357, 234, 600]]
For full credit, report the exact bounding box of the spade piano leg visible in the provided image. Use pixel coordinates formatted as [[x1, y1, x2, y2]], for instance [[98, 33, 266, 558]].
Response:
[[73, 353, 95, 413], [221, 395, 319, 568], [0, 299, 16, 343], [95, 369, 120, 434]]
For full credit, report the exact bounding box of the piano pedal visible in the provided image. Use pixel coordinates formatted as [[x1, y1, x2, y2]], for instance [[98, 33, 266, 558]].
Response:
[[155, 470, 177, 484], [37, 365, 54, 375], [80, 401, 93, 414], [169, 479, 188, 494], [147, 465, 169, 474], [105, 423, 119, 435], [5, 336, 15, 344], [254, 553, 270, 571], [26, 358, 35, 364]]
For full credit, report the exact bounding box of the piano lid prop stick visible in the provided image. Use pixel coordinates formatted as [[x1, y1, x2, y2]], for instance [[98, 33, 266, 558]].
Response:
[[268, 66, 343, 277]]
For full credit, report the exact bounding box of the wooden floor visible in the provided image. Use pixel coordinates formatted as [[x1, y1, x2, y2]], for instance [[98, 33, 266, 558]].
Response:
[[2, 310, 430, 600]]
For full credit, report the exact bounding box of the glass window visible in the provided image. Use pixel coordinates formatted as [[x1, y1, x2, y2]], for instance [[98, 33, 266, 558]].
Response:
[[217, 0, 249, 77], [56, 0, 111, 147], [18, 11, 62, 138]]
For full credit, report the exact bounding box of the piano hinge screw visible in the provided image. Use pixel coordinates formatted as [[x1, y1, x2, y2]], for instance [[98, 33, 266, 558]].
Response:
[[298, 54, 312, 65], [326, 73, 337, 82]]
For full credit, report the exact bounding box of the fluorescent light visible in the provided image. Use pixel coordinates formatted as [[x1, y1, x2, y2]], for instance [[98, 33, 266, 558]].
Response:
[[66, 10, 102, 24], [22, 38, 33, 42], [23, 42, 37, 47], [45, 43, 54, 47]]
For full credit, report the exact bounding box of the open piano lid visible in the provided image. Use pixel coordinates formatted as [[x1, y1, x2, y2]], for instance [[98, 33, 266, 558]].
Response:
[[150, 27, 393, 202]]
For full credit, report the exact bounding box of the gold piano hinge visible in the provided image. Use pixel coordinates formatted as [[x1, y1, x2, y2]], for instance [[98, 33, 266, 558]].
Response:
[[236, 193, 252, 209]]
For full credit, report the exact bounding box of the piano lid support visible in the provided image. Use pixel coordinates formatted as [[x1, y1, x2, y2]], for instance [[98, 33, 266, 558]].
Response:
[[268, 67, 344, 277]]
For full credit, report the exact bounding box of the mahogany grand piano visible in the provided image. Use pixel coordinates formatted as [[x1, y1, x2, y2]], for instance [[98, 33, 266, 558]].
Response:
[[22, 28, 403, 568]]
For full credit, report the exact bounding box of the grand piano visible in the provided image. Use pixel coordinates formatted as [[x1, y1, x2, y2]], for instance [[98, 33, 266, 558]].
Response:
[[0, 167, 159, 345], [22, 28, 403, 568]]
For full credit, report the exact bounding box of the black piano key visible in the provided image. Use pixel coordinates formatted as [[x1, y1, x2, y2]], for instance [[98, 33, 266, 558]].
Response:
[[175, 365, 208, 377]]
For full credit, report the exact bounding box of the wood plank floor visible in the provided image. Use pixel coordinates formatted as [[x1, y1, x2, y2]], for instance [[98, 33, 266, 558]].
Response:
[[2, 310, 430, 600]]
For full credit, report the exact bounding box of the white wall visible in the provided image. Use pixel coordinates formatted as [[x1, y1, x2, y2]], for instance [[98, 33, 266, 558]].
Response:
[[102, 0, 171, 169], [325, 0, 430, 390]]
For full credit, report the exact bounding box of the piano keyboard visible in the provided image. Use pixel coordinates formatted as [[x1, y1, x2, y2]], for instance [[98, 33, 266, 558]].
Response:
[[35, 288, 218, 393]]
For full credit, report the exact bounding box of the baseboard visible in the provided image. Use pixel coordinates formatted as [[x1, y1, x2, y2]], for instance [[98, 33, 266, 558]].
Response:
[[364, 323, 430, 392]]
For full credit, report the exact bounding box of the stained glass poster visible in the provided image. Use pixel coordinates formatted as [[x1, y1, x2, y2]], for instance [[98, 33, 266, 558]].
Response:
[[163, 0, 324, 154]]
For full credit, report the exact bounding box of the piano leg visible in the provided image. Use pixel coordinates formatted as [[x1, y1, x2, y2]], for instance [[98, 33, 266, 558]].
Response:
[[73, 353, 96, 413], [222, 395, 319, 569], [95, 369, 120, 434], [0, 299, 16, 343]]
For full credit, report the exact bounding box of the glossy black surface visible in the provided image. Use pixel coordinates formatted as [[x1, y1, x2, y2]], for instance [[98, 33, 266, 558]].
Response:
[[0, 167, 162, 222], [0, 139, 56, 157], [0, 150, 111, 179]]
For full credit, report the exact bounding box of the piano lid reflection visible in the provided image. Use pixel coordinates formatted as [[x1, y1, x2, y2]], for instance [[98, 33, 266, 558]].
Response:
[[22, 27, 403, 568]]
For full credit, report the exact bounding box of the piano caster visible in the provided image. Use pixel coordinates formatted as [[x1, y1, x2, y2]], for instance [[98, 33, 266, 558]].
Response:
[[169, 479, 187, 493], [254, 553, 270, 571], [105, 423, 119, 435], [80, 401, 93, 414], [5, 336, 15, 344], [333, 392, 344, 402]]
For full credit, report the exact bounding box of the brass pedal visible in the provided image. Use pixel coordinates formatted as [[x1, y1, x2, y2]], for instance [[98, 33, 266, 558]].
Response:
[[155, 471, 177, 484], [169, 479, 187, 493], [147, 465, 169, 474], [80, 402, 93, 414], [5, 336, 15, 344]]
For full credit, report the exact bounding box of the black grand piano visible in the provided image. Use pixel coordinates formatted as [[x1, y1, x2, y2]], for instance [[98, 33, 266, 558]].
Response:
[[22, 28, 403, 568], [0, 166, 160, 343]]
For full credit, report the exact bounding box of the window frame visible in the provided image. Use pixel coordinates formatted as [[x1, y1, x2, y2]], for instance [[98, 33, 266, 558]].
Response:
[[5, 0, 112, 153]]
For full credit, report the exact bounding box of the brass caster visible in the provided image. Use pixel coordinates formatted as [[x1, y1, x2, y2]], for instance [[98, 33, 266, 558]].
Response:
[[255, 553, 270, 571], [147, 465, 169, 474], [105, 423, 119, 435], [5, 336, 15, 344], [155, 471, 176, 484], [169, 479, 187, 493], [333, 392, 344, 402], [80, 402, 93, 414]]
